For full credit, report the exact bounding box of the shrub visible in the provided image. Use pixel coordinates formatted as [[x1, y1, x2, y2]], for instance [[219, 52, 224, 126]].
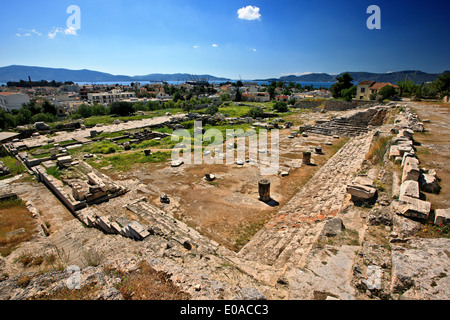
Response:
[[205, 104, 219, 115], [247, 106, 264, 118], [273, 101, 289, 112]]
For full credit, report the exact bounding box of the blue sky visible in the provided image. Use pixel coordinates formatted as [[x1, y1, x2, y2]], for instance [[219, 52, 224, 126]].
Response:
[[1, 0, 449, 79]]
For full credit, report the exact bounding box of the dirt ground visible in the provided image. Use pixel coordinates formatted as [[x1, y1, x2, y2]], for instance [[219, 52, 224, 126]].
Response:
[[407, 102, 450, 210], [11, 182, 76, 233], [93, 128, 343, 251]]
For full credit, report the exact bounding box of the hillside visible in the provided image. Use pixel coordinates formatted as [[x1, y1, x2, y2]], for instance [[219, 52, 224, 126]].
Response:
[[278, 70, 448, 84], [0, 65, 229, 83]]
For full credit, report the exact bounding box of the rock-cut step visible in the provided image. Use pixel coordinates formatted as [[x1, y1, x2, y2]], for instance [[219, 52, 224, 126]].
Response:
[[48, 233, 88, 269]]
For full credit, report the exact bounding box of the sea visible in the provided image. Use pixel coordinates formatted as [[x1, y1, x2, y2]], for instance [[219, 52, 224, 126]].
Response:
[[77, 80, 335, 89], [1, 81, 335, 89]]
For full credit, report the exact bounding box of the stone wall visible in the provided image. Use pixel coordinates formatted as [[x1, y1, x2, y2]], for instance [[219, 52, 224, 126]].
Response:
[[323, 100, 375, 112], [32, 166, 86, 213], [294, 100, 324, 109]]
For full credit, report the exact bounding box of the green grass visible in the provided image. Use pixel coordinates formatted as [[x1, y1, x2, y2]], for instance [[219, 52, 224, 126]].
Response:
[[0, 156, 25, 180], [31, 152, 51, 159], [46, 166, 62, 179], [132, 136, 177, 150], [217, 104, 253, 117], [88, 151, 171, 172], [70, 140, 119, 156]]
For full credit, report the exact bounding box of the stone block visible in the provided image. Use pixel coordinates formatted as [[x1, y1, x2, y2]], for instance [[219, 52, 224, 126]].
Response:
[[347, 183, 377, 201], [97, 216, 113, 234], [110, 222, 122, 234], [389, 145, 400, 159], [399, 129, 414, 139], [402, 161, 420, 183], [401, 153, 418, 167], [128, 221, 150, 240], [399, 180, 420, 199], [419, 173, 439, 193], [57, 155, 72, 165], [394, 196, 431, 220], [398, 145, 414, 157], [87, 172, 107, 192], [434, 209, 450, 226]]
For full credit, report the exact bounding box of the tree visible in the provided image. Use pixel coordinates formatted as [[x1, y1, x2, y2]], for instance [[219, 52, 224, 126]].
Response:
[[247, 106, 264, 118], [76, 104, 92, 118], [267, 86, 276, 100], [220, 93, 231, 102], [172, 92, 183, 103], [15, 108, 32, 125], [31, 113, 57, 123], [42, 100, 57, 116], [0, 110, 16, 129], [146, 101, 162, 111], [433, 73, 450, 98], [397, 80, 417, 97], [341, 86, 357, 101], [282, 88, 291, 96], [330, 73, 354, 98], [273, 101, 289, 112], [109, 102, 134, 116], [417, 82, 438, 99], [378, 85, 397, 100], [132, 101, 146, 112], [205, 104, 219, 115], [91, 103, 107, 116], [235, 89, 242, 102]]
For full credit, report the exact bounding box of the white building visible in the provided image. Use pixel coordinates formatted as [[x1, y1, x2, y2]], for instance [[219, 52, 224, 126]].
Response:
[[0, 92, 30, 112], [87, 89, 135, 104]]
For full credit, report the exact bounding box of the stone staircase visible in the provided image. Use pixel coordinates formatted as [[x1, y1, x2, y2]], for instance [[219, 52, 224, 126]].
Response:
[[125, 198, 221, 254], [306, 106, 387, 137], [306, 118, 369, 137], [237, 132, 375, 270], [49, 233, 88, 268]]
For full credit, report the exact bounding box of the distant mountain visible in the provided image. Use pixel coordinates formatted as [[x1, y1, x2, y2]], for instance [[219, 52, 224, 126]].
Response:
[[1, 65, 446, 85], [0, 65, 230, 83], [276, 70, 448, 84]]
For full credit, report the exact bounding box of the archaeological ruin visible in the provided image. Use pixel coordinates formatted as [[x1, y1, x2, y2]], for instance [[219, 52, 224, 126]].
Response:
[[0, 101, 449, 301]]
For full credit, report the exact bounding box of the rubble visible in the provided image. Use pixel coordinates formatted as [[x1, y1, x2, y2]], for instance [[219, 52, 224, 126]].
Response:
[[347, 176, 377, 202], [0, 161, 10, 176]]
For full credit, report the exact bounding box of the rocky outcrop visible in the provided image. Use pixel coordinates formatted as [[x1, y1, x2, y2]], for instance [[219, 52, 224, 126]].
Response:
[[390, 238, 450, 300]]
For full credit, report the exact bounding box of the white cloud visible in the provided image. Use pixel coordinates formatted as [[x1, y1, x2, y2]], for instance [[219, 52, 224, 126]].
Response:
[[48, 28, 63, 39], [212, 44, 218, 47], [252, 48, 257, 52], [237, 6, 261, 21], [64, 27, 78, 36], [16, 28, 42, 37], [48, 27, 78, 39], [193, 45, 200, 49]]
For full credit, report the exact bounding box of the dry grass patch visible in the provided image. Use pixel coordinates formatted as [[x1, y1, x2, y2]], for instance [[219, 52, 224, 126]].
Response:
[[0, 198, 37, 257], [366, 135, 391, 165], [106, 261, 190, 300]]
